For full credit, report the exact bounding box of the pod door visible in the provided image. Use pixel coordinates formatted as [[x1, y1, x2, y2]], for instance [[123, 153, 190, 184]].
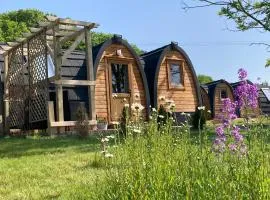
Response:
[[109, 61, 132, 122]]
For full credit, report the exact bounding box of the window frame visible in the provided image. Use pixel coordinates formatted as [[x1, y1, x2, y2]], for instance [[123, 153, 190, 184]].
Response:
[[220, 89, 228, 100], [166, 59, 185, 90], [110, 62, 130, 94], [107, 58, 133, 95]]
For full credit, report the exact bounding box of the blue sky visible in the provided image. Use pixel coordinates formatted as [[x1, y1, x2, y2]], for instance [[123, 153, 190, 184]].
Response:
[[1, 0, 270, 83]]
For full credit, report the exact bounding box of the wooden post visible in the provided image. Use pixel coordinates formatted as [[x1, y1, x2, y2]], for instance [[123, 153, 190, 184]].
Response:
[[53, 26, 64, 132], [3, 55, 9, 135], [85, 28, 96, 121]]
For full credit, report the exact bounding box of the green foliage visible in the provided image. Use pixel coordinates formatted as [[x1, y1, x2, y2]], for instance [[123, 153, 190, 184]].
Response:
[[0, 9, 46, 41], [197, 74, 213, 84]]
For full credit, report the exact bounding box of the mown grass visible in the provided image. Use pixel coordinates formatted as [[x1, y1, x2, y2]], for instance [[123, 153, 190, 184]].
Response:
[[0, 136, 104, 200]]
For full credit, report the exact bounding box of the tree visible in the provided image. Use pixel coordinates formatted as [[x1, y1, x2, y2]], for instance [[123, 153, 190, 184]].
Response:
[[183, 0, 270, 66], [0, 9, 143, 54], [197, 74, 213, 84]]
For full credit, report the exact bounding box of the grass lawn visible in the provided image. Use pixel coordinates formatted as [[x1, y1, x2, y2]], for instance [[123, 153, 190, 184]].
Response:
[[0, 136, 104, 200]]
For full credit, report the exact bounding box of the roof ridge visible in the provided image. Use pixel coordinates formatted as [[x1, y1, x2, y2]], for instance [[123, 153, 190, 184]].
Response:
[[140, 44, 169, 57]]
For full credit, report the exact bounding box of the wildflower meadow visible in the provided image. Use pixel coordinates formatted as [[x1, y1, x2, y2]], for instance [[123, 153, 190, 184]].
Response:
[[90, 69, 270, 199]]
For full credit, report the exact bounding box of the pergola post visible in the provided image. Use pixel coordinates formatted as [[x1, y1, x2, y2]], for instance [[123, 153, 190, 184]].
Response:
[[3, 55, 9, 135], [85, 28, 96, 121], [53, 26, 64, 132]]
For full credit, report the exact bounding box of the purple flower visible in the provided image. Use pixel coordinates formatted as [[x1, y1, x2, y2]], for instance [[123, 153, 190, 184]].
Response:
[[212, 69, 252, 156], [228, 143, 237, 152], [238, 68, 247, 81], [213, 138, 226, 153], [231, 126, 244, 143], [215, 126, 224, 137], [234, 69, 259, 110]]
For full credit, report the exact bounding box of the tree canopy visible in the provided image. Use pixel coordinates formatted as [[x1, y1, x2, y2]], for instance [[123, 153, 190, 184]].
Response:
[[184, 0, 270, 66], [197, 74, 213, 84], [0, 9, 143, 54]]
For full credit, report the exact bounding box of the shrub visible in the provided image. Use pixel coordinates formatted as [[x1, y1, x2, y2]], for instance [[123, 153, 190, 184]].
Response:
[[192, 109, 206, 129], [75, 105, 89, 138]]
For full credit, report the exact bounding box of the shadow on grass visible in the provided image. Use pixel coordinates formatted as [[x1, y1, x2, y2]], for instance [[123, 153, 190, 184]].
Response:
[[0, 135, 100, 159]]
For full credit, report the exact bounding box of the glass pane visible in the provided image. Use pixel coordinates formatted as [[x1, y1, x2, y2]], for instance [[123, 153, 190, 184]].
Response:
[[262, 88, 270, 101], [111, 63, 129, 93], [170, 64, 181, 86], [221, 90, 228, 99]]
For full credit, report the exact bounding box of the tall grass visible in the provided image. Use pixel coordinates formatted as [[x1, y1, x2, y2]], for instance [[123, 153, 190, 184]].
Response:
[[92, 116, 270, 199]]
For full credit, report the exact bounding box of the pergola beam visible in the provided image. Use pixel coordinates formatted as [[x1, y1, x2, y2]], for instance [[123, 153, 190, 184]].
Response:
[[53, 80, 95, 86], [61, 32, 84, 62], [59, 28, 85, 45], [46, 15, 99, 28]]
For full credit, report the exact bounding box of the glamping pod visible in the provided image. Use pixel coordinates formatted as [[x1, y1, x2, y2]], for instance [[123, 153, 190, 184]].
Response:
[[204, 80, 234, 118], [258, 85, 270, 115], [60, 35, 150, 124], [141, 42, 201, 121], [200, 85, 211, 119], [231, 80, 260, 118]]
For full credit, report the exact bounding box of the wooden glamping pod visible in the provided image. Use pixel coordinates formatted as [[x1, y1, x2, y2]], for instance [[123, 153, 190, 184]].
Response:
[[141, 42, 201, 121], [231, 80, 260, 118], [204, 80, 234, 118], [60, 35, 150, 124]]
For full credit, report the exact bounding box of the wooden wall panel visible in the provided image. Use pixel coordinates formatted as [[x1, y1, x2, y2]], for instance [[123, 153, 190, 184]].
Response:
[[157, 50, 198, 112]]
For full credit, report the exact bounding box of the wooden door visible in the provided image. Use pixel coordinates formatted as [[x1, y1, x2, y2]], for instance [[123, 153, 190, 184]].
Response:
[[108, 61, 132, 122]]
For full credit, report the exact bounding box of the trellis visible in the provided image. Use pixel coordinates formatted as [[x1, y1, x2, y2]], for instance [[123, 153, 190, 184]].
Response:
[[7, 45, 25, 128], [0, 16, 99, 133]]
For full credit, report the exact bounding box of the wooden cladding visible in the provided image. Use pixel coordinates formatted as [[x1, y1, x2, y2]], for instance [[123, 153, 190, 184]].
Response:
[[157, 51, 198, 112], [214, 83, 234, 117], [95, 44, 147, 123]]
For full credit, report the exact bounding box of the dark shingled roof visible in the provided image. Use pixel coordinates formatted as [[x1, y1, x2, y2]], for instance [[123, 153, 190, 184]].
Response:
[[204, 79, 234, 117], [141, 42, 202, 108], [231, 80, 254, 89], [200, 84, 208, 93]]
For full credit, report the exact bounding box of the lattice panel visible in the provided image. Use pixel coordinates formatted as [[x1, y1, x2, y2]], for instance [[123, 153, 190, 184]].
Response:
[[28, 31, 48, 123], [7, 45, 26, 128]]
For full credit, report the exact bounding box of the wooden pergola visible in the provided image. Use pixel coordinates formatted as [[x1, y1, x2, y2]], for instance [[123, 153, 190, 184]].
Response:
[[0, 16, 99, 134]]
